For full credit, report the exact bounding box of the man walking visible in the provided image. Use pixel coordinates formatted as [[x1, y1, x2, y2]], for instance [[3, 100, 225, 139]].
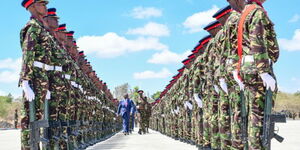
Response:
[[117, 94, 133, 135]]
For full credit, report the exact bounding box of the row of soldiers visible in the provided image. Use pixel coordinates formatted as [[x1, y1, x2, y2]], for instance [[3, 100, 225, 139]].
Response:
[[150, 0, 285, 150], [19, 0, 122, 149]]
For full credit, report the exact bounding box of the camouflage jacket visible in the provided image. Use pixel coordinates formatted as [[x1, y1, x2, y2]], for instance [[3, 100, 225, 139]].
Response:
[[212, 29, 226, 83], [20, 17, 52, 82], [223, 10, 241, 78], [240, 3, 279, 77]]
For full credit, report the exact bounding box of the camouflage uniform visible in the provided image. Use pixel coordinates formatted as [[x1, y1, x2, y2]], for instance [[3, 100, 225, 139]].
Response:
[[47, 32, 69, 149], [223, 10, 245, 150], [213, 28, 232, 149], [239, 3, 279, 149], [192, 47, 206, 147], [201, 38, 215, 148], [137, 96, 147, 134], [20, 17, 52, 150]]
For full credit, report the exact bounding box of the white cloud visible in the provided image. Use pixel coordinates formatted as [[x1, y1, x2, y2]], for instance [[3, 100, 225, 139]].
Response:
[[289, 14, 300, 23], [0, 58, 21, 83], [130, 7, 162, 19], [126, 22, 170, 37], [279, 29, 300, 51], [147, 50, 191, 65], [77, 32, 168, 58], [183, 5, 219, 33], [133, 68, 172, 79]]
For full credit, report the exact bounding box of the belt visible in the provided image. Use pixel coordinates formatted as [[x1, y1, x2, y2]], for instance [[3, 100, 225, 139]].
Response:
[[64, 74, 71, 80], [33, 61, 62, 71], [71, 81, 78, 88]]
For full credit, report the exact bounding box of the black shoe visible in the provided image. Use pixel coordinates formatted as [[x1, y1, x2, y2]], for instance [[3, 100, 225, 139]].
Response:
[[138, 129, 142, 135]]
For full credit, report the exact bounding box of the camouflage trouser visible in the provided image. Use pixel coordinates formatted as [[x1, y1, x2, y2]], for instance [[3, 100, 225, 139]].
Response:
[[197, 109, 204, 147], [202, 91, 211, 147], [138, 109, 147, 133], [218, 85, 232, 149], [183, 110, 192, 141], [226, 74, 245, 150], [48, 71, 68, 150], [191, 109, 199, 143], [172, 115, 179, 138], [178, 111, 184, 139], [209, 87, 220, 149], [243, 74, 271, 150], [21, 69, 49, 150]]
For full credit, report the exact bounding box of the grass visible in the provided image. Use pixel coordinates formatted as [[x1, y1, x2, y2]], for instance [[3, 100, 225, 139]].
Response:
[[275, 92, 300, 112]]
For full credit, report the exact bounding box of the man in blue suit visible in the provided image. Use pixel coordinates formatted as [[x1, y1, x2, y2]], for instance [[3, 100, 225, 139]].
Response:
[[117, 94, 132, 135]]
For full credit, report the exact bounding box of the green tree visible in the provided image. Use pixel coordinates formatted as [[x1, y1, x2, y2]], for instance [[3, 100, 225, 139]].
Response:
[[151, 91, 161, 100]]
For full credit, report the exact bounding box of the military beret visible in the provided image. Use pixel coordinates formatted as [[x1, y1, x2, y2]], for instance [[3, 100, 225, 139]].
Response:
[[47, 8, 59, 18], [213, 5, 232, 19], [22, 0, 48, 9], [203, 21, 221, 31], [182, 58, 190, 66], [57, 24, 67, 32], [178, 67, 185, 73], [73, 40, 79, 47], [66, 31, 75, 37], [188, 53, 195, 60], [78, 51, 84, 56], [199, 35, 212, 46], [193, 43, 202, 53]]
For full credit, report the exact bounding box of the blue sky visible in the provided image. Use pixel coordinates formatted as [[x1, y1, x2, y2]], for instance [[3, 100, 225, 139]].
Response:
[[1, 0, 300, 98]]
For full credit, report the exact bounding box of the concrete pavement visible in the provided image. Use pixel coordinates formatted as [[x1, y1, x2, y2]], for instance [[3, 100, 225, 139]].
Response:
[[1, 121, 299, 150]]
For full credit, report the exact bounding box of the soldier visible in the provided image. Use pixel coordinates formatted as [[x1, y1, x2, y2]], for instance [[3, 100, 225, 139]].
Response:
[[210, 6, 233, 150], [191, 35, 211, 150], [20, 0, 51, 149], [202, 21, 222, 150], [136, 90, 147, 134], [234, 0, 280, 149], [145, 97, 152, 133], [223, 0, 246, 149]]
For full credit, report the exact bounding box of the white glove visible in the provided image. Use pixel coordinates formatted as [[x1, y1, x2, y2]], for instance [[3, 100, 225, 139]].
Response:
[[260, 73, 276, 91], [46, 90, 51, 100], [193, 93, 203, 108], [22, 80, 35, 102], [185, 101, 193, 110], [184, 103, 188, 110], [214, 85, 220, 94], [219, 78, 229, 94], [232, 70, 245, 91]]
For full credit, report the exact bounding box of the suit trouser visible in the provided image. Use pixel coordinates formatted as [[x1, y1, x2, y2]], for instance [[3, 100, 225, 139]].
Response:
[[122, 114, 130, 132]]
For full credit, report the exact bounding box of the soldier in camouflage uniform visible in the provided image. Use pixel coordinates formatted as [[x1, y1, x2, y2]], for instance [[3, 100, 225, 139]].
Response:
[[145, 97, 152, 133], [44, 8, 71, 150], [136, 90, 147, 134], [210, 6, 233, 150], [191, 36, 210, 149], [20, 1, 51, 149], [223, 0, 245, 149], [201, 21, 222, 150], [237, 0, 279, 149]]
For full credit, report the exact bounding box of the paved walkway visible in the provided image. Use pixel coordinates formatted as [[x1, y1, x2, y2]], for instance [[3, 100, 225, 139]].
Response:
[[1, 121, 300, 150], [87, 128, 197, 150]]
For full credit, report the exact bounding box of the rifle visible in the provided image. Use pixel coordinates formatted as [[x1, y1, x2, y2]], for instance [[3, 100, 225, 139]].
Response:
[[240, 91, 248, 149], [29, 90, 49, 150], [262, 89, 286, 149]]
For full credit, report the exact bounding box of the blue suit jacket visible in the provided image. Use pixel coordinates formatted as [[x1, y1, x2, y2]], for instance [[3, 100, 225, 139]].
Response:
[[117, 99, 133, 117]]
